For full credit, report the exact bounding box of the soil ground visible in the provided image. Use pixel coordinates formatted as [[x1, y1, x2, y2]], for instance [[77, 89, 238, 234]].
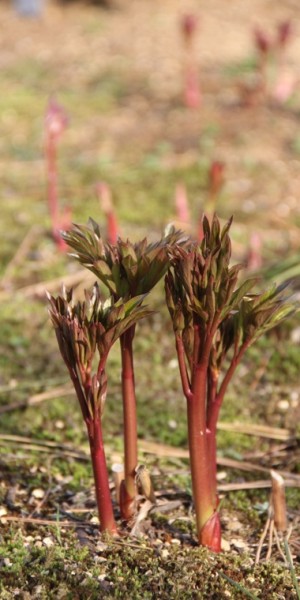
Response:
[[0, 0, 299, 598]]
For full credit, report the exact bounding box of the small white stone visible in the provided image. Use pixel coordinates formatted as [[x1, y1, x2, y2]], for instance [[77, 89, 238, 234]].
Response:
[[171, 538, 181, 545], [90, 516, 99, 525], [277, 400, 289, 412], [96, 541, 108, 552], [0, 507, 8, 517], [154, 539, 163, 546], [291, 327, 300, 344], [168, 358, 178, 369], [290, 391, 299, 406], [232, 538, 247, 550], [94, 556, 107, 564], [31, 488, 45, 499], [168, 420, 177, 430], [221, 538, 231, 552], [43, 537, 54, 548], [3, 557, 12, 567]]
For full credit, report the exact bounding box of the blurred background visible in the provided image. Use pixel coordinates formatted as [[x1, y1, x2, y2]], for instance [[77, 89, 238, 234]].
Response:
[[1, 0, 300, 257]]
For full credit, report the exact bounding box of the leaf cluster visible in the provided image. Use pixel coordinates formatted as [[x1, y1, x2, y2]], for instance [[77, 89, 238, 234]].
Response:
[[165, 215, 296, 372], [62, 219, 188, 299], [48, 284, 152, 417]]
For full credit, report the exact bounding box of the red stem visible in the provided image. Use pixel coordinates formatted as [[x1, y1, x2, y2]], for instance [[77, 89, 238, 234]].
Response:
[[187, 365, 216, 537], [86, 417, 117, 534], [176, 322, 221, 549], [120, 326, 137, 519]]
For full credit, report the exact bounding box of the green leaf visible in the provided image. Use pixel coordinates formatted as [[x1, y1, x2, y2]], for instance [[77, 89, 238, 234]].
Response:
[[220, 216, 233, 241], [192, 297, 208, 322], [229, 279, 257, 308]]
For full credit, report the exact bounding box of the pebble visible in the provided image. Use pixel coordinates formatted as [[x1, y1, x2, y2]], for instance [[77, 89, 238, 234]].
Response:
[[231, 538, 247, 550], [3, 558, 12, 567], [43, 537, 54, 548], [90, 516, 99, 525], [96, 541, 108, 552], [290, 391, 299, 406], [94, 556, 107, 564], [168, 358, 178, 369], [291, 327, 300, 344], [0, 507, 8, 517], [277, 400, 289, 412], [153, 539, 163, 546], [221, 538, 231, 552], [31, 488, 45, 500]]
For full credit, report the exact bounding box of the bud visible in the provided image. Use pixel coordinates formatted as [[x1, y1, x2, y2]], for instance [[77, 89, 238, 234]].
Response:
[[45, 98, 68, 140], [135, 465, 156, 503], [200, 511, 221, 552], [271, 470, 287, 533], [277, 20, 292, 50], [181, 14, 198, 42], [254, 27, 271, 55], [208, 161, 225, 197]]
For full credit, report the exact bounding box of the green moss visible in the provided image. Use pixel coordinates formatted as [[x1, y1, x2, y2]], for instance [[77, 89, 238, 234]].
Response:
[[0, 531, 297, 599]]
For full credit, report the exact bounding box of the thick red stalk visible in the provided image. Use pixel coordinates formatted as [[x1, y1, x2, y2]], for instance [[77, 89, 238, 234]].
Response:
[[187, 367, 215, 536], [86, 417, 117, 534], [176, 327, 220, 550], [120, 325, 137, 519]]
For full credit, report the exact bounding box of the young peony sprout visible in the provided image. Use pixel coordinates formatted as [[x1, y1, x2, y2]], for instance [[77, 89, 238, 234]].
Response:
[[48, 284, 152, 533], [62, 220, 187, 519], [165, 214, 296, 551], [45, 99, 69, 251]]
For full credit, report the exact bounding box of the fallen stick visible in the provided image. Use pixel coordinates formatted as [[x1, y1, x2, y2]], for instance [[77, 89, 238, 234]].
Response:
[[1, 434, 299, 484], [217, 422, 293, 441], [0, 515, 91, 527], [0, 385, 74, 415], [0, 269, 94, 302]]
